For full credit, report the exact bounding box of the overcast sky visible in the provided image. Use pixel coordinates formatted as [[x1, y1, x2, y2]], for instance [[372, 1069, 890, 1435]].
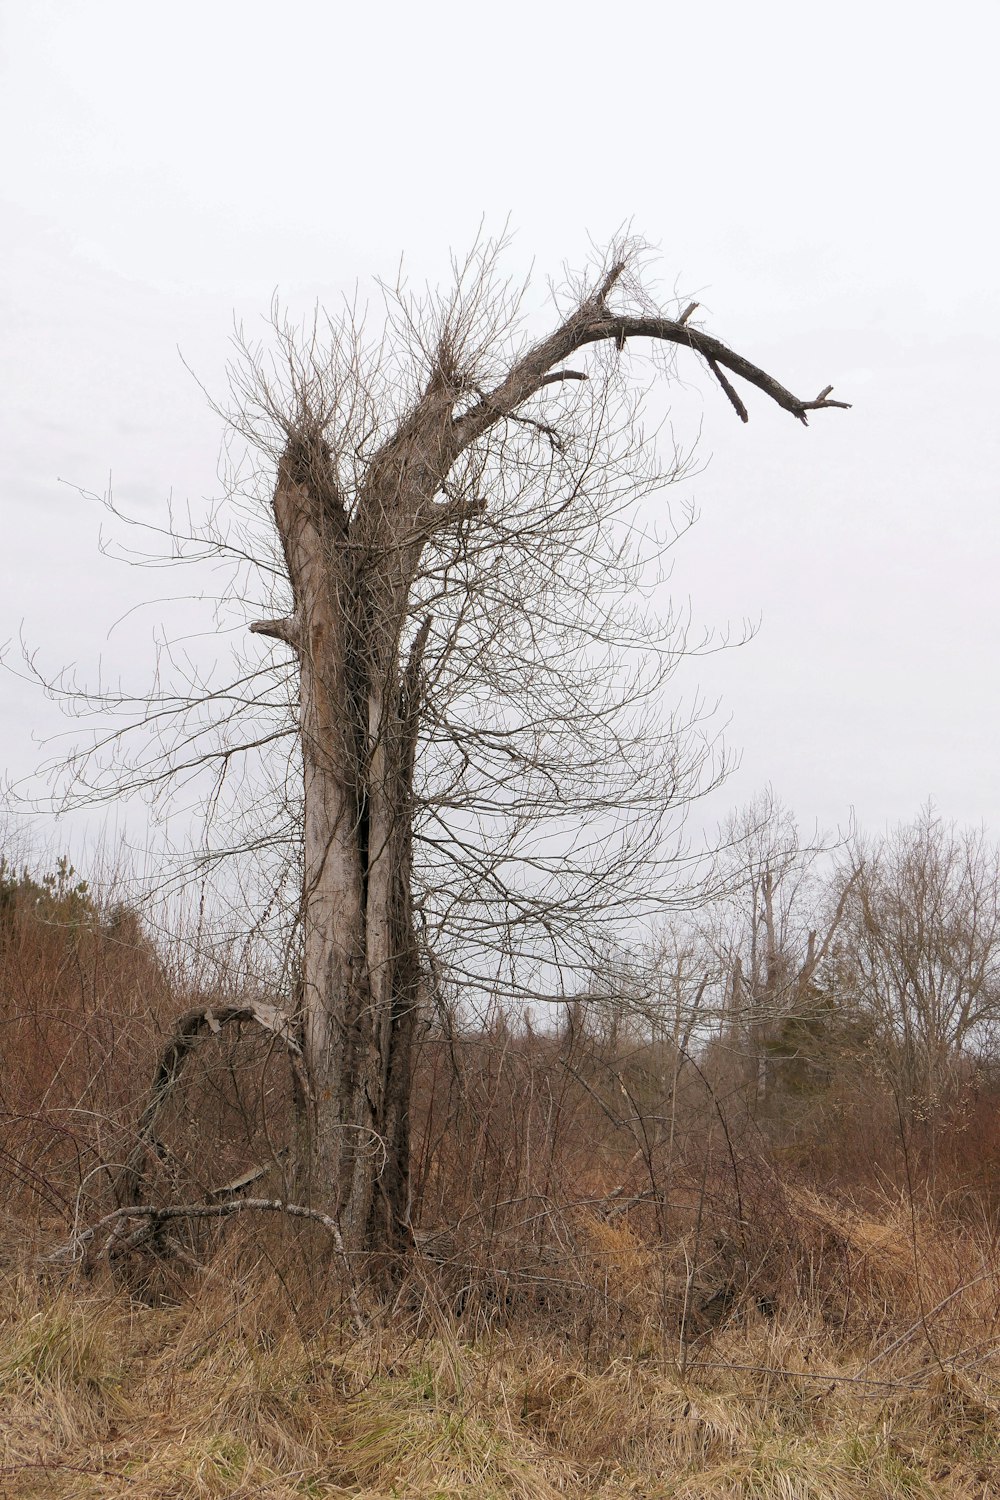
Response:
[[2, 0, 998, 869]]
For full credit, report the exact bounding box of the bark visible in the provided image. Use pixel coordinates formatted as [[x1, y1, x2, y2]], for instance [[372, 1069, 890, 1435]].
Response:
[[253, 430, 443, 1258]]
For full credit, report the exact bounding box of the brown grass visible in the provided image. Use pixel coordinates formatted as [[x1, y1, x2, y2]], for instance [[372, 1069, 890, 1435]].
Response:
[[2, 1190, 999, 1500]]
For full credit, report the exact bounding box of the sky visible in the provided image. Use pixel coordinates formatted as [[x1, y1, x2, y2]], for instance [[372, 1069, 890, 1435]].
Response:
[[2, 0, 999, 872]]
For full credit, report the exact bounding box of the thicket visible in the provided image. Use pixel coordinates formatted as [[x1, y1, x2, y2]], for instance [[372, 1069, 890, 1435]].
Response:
[[5, 804, 1000, 1302]]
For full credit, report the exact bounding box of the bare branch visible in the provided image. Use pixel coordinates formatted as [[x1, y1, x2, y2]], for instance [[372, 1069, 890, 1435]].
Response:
[[593, 257, 629, 308], [706, 355, 750, 424], [537, 368, 589, 388], [47, 1198, 364, 1331], [453, 301, 850, 449], [120, 1001, 307, 1205]]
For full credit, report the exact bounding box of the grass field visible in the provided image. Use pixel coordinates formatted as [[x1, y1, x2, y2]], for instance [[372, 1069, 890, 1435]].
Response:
[[3, 1190, 998, 1500]]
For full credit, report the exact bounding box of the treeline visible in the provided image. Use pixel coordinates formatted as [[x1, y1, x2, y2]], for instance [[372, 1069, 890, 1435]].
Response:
[[641, 799, 1000, 1134]]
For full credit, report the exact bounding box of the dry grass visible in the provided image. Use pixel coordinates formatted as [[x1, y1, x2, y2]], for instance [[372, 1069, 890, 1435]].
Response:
[[2, 1194, 999, 1500]]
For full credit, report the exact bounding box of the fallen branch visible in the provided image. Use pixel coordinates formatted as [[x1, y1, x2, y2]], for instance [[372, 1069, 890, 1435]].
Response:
[[48, 1197, 364, 1331], [208, 1148, 289, 1200], [120, 1001, 308, 1205]]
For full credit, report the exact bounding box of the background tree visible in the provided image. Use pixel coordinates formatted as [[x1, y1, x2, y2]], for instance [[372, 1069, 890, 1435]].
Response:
[[43, 238, 848, 1260], [843, 806, 1000, 1114], [695, 796, 858, 1114]]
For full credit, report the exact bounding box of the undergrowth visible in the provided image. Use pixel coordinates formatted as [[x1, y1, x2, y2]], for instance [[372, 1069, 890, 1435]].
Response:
[[2, 1199, 998, 1500]]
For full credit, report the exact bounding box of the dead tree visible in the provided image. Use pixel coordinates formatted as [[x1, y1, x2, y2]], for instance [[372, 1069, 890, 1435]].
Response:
[[222, 243, 848, 1258], [39, 239, 847, 1262]]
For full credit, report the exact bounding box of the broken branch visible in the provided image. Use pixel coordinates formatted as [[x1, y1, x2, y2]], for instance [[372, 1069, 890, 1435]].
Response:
[[120, 1001, 307, 1206], [538, 368, 589, 387], [706, 355, 750, 424], [48, 1198, 364, 1331], [250, 615, 300, 648]]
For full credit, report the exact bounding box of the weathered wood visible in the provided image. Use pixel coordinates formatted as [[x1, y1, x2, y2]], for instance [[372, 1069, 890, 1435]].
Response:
[[120, 1002, 307, 1205], [47, 1197, 364, 1331]]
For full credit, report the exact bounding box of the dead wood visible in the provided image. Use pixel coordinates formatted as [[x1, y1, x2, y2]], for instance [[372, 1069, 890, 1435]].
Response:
[[46, 1196, 364, 1330], [119, 1002, 307, 1206]]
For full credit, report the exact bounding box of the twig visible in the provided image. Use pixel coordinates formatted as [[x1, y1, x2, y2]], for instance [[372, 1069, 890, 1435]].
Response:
[[689, 1359, 935, 1393]]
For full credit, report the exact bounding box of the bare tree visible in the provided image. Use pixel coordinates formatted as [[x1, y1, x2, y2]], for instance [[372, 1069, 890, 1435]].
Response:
[[699, 796, 858, 1111], [38, 238, 848, 1259], [844, 806, 1000, 1110]]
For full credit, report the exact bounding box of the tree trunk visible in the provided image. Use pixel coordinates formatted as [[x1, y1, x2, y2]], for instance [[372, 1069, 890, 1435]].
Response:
[[253, 433, 433, 1258]]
